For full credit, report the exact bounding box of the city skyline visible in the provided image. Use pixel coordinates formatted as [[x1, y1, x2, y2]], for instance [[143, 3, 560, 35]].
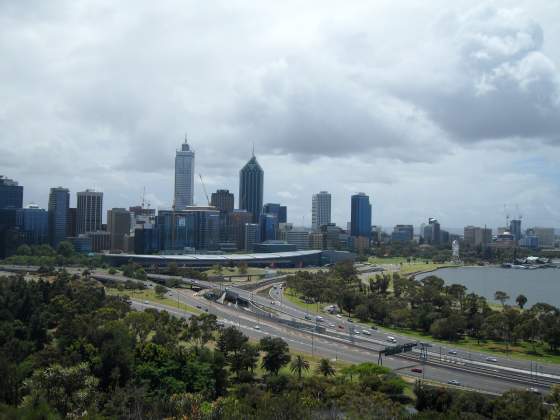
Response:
[[2, 1, 560, 229]]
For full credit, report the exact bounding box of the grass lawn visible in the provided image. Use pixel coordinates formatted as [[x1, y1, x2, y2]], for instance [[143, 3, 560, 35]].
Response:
[[106, 288, 204, 315]]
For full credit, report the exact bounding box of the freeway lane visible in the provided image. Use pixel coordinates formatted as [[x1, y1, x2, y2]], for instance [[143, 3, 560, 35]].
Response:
[[89, 270, 552, 394]]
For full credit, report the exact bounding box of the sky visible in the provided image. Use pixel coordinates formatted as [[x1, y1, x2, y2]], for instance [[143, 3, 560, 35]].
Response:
[[1, 0, 559, 231]]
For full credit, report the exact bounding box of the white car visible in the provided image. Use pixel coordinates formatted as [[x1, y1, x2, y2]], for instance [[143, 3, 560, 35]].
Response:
[[386, 336, 397, 343], [362, 330, 371, 335], [329, 323, 335, 328], [336, 314, 342, 319], [485, 357, 497, 362], [448, 350, 458, 355], [254, 325, 260, 330], [448, 380, 460, 386], [144, 300, 149, 304], [354, 330, 360, 335]]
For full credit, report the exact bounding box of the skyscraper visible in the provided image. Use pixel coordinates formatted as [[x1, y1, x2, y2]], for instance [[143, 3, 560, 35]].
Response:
[[239, 153, 264, 223], [174, 136, 195, 209], [312, 191, 331, 231], [263, 203, 287, 224], [509, 219, 522, 242], [16, 204, 49, 245], [76, 189, 103, 234], [350, 193, 372, 238], [48, 187, 70, 247], [0, 176, 23, 209], [107, 208, 131, 251], [211, 189, 234, 214]]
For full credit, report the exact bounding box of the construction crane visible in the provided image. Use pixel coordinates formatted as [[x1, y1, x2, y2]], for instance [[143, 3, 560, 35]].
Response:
[[199, 174, 211, 206]]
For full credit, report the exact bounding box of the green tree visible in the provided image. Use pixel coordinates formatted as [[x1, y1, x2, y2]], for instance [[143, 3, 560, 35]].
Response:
[[154, 284, 168, 298], [15, 244, 32, 256], [24, 363, 98, 418], [317, 358, 336, 377], [290, 355, 309, 380], [259, 337, 291, 376], [494, 290, 510, 307], [56, 241, 75, 258], [516, 294, 528, 310], [238, 261, 248, 275]]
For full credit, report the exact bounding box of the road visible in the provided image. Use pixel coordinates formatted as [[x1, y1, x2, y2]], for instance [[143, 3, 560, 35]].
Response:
[[5, 266, 555, 395]]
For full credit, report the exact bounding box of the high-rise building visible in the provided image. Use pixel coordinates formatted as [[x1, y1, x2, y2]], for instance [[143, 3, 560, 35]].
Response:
[[66, 208, 77, 238], [76, 190, 103, 234], [48, 187, 70, 248], [158, 206, 220, 251], [532, 227, 555, 248], [16, 204, 49, 245], [424, 218, 441, 245], [0, 176, 23, 209], [259, 213, 278, 242], [107, 208, 132, 251], [509, 219, 522, 242], [227, 209, 253, 250], [263, 203, 287, 224], [174, 137, 195, 209], [312, 191, 331, 231], [350, 193, 372, 238], [211, 189, 234, 214], [0, 209, 23, 258], [88, 230, 111, 252], [239, 153, 264, 223], [244, 223, 260, 252], [286, 230, 310, 250], [463, 226, 492, 247], [391, 225, 414, 242]]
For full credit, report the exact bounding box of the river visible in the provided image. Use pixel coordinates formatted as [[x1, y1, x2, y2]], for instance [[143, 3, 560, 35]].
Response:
[[416, 266, 560, 307]]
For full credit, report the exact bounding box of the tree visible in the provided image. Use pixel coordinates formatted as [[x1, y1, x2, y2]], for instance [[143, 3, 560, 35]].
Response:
[[516, 294, 528, 310], [238, 261, 248, 275], [56, 241, 75, 258], [290, 355, 309, 380], [15, 244, 32, 256], [259, 337, 291, 376], [494, 290, 510, 307], [317, 358, 335, 377], [24, 363, 98, 418], [154, 284, 168, 298]]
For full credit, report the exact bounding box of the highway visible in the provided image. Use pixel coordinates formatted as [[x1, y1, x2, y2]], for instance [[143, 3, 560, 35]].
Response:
[[116, 273, 556, 395], [7, 266, 555, 395]]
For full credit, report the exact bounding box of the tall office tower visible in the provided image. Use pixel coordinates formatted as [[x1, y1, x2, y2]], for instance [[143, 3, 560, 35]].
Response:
[[428, 217, 441, 245], [157, 206, 220, 251], [66, 208, 77, 237], [350, 193, 372, 238], [174, 136, 195, 209], [391, 225, 414, 242], [211, 189, 234, 214], [211, 189, 234, 242], [48, 187, 70, 247], [263, 203, 287, 224], [464, 226, 492, 247], [312, 191, 331, 231], [509, 219, 522, 242], [259, 213, 278, 242], [76, 190, 103, 234], [16, 204, 49, 245], [239, 152, 264, 223], [244, 223, 260, 252], [107, 208, 131, 251], [227, 209, 252, 250], [0, 176, 23, 209], [532, 227, 555, 248]]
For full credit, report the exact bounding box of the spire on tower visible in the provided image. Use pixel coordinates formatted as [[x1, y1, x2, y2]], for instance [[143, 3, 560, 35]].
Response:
[[252, 141, 255, 157]]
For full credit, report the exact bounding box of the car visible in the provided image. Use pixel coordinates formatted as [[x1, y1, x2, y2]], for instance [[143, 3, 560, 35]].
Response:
[[362, 330, 371, 335], [347, 318, 353, 323], [254, 325, 260, 330], [527, 387, 541, 394], [337, 325, 345, 330], [386, 336, 397, 343], [485, 357, 497, 362], [144, 300, 149, 304], [196, 305, 202, 309], [315, 315, 324, 321], [411, 368, 423, 373], [329, 323, 335, 328], [370, 325, 378, 330], [448, 350, 458, 355], [354, 330, 360, 335], [448, 380, 460, 386], [336, 314, 342, 319], [305, 314, 312, 320]]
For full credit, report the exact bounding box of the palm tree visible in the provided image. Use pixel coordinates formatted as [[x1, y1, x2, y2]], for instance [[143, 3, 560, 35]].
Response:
[[290, 355, 310, 379], [317, 358, 336, 377]]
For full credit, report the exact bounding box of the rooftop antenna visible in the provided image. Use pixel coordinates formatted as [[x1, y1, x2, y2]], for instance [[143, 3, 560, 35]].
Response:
[[184, 132, 188, 143], [252, 141, 255, 157], [141, 186, 146, 209]]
